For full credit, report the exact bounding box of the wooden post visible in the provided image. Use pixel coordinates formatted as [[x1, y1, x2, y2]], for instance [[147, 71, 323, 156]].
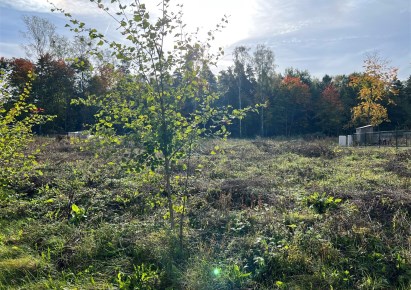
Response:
[[395, 130, 398, 149], [378, 131, 381, 148]]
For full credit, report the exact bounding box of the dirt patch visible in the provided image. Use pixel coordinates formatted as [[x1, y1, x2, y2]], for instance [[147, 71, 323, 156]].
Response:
[[352, 189, 411, 225], [285, 142, 336, 159], [384, 149, 411, 178]]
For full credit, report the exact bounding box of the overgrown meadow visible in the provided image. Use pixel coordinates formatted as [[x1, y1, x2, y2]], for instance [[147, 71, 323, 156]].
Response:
[[0, 138, 410, 289]]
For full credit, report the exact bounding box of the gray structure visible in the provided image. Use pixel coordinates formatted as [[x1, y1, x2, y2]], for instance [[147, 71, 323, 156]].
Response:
[[355, 125, 374, 145], [354, 126, 411, 147]]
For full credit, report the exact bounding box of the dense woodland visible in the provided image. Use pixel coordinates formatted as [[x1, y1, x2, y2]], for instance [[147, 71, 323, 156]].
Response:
[[1, 15, 410, 137]]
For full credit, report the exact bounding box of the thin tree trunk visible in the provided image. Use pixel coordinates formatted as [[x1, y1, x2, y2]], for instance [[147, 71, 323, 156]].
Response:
[[164, 156, 174, 230], [179, 138, 193, 253], [261, 106, 264, 137], [238, 77, 242, 138], [179, 195, 186, 253], [285, 110, 288, 136]]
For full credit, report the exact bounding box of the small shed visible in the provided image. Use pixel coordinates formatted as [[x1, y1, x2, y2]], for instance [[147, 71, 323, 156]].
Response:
[[356, 125, 374, 135], [355, 125, 374, 145]]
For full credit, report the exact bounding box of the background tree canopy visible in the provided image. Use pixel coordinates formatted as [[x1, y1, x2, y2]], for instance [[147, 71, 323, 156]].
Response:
[[0, 9, 410, 137]]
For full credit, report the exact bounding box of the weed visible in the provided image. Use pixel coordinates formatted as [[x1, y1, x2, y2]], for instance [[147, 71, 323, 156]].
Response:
[[304, 192, 342, 214], [115, 263, 161, 290]]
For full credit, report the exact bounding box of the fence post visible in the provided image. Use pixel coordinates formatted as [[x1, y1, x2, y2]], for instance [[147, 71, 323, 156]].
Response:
[[395, 130, 398, 149], [378, 131, 381, 148]]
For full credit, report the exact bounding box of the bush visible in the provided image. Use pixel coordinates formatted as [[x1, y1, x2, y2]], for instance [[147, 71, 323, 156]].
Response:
[[0, 69, 52, 187], [304, 192, 342, 214]]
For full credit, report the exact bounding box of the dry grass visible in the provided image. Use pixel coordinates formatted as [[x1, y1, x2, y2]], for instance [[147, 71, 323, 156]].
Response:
[[0, 137, 410, 289]]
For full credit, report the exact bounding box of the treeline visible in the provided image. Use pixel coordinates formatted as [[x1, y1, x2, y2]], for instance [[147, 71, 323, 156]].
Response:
[[1, 54, 110, 134], [1, 16, 410, 136], [218, 50, 411, 137]]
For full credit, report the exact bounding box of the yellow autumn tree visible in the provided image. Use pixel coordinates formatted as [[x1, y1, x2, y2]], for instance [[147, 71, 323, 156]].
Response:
[[350, 53, 398, 126]]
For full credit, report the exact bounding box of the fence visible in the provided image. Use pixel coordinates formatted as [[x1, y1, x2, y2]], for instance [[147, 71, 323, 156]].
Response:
[[353, 130, 411, 147]]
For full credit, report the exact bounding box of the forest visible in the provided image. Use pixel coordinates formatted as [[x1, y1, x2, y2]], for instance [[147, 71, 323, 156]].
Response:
[[0, 1, 410, 289]]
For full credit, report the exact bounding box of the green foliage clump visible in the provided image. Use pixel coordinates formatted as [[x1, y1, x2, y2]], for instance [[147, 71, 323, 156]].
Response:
[[304, 192, 342, 214], [0, 69, 53, 187], [116, 263, 161, 290], [70, 203, 87, 224]]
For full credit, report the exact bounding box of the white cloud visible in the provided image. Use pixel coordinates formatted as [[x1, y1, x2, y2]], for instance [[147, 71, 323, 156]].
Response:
[[0, 0, 52, 13], [0, 0, 409, 79], [0, 0, 258, 48], [0, 0, 102, 15]]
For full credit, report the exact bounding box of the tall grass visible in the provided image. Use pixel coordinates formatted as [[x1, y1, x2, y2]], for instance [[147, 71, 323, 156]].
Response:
[[0, 138, 409, 289]]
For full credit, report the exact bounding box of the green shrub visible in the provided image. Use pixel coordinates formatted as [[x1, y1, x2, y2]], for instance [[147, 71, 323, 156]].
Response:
[[304, 192, 342, 214], [0, 69, 53, 187]]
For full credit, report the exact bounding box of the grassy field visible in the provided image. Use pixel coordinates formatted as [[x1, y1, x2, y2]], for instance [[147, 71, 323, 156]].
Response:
[[0, 138, 410, 289]]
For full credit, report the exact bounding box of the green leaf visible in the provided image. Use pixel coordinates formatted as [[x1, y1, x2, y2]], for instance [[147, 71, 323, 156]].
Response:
[[71, 204, 80, 214]]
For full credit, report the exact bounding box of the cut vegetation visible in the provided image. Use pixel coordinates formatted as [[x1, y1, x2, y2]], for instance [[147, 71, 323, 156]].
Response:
[[0, 138, 410, 289]]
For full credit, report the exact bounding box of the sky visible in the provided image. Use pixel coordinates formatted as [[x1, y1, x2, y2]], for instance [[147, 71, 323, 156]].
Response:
[[0, 0, 410, 80]]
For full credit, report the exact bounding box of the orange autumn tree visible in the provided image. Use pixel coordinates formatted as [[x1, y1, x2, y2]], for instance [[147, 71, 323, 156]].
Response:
[[350, 53, 398, 126]]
